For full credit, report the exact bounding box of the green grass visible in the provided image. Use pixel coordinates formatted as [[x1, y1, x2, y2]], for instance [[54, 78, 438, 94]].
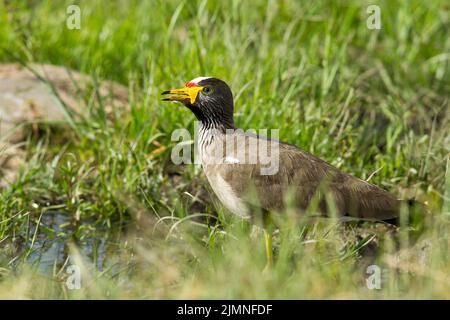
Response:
[[0, 0, 449, 299]]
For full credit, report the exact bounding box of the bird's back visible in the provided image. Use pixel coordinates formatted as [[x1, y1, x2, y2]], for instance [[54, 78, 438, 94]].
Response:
[[202, 130, 401, 221]]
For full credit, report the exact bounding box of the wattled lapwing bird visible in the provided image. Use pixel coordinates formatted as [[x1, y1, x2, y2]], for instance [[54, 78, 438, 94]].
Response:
[[162, 77, 422, 267]]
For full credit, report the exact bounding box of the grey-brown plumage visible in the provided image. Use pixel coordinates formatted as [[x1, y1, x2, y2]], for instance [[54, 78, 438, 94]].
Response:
[[162, 77, 409, 224], [201, 130, 400, 221]]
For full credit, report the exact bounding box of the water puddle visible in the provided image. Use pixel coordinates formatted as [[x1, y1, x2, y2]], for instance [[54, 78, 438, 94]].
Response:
[[7, 211, 132, 275]]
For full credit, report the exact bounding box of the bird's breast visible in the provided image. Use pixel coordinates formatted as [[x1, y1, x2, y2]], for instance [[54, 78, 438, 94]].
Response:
[[204, 168, 250, 218]]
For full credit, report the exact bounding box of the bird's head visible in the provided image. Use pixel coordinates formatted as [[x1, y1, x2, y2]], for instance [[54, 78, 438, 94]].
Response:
[[162, 77, 235, 129]]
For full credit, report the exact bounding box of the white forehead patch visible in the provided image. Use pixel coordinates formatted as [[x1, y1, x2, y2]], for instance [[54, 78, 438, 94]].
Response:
[[189, 76, 211, 84]]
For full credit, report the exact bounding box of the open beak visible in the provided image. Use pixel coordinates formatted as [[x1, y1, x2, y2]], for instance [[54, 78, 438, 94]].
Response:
[[161, 86, 204, 104]]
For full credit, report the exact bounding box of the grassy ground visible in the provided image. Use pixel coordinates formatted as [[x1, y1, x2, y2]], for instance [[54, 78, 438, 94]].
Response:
[[0, 0, 449, 299]]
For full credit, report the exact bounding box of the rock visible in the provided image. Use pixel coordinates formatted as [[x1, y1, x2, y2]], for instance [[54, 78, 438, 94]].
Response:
[[0, 145, 23, 189], [0, 63, 129, 187]]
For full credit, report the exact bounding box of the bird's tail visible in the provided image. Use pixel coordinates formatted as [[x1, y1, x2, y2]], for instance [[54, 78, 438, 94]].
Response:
[[383, 198, 426, 230]]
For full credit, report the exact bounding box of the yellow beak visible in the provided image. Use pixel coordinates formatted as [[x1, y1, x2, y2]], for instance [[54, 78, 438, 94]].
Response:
[[161, 86, 204, 104]]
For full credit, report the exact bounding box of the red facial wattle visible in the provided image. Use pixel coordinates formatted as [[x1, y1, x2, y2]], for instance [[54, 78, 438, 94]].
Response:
[[185, 82, 199, 88]]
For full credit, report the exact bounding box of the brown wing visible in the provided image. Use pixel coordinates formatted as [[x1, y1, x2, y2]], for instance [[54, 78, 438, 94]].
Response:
[[210, 133, 400, 221]]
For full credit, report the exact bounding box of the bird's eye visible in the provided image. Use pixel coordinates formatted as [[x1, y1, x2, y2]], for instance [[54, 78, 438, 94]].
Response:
[[202, 86, 213, 95]]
